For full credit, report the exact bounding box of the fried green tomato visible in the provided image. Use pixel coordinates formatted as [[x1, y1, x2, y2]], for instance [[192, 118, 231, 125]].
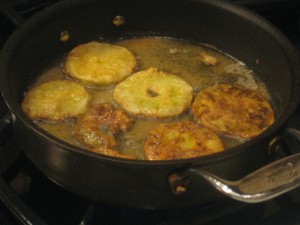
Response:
[[192, 84, 275, 138], [90, 147, 135, 159], [113, 68, 193, 118], [65, 41, 137, 87], [75, 103, 133, 148], [144, 121, 224, 160], [22, 80, 90, 121]]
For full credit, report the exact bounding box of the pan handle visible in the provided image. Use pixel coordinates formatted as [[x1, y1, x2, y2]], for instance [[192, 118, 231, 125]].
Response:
[[169, 128, 300, 203]]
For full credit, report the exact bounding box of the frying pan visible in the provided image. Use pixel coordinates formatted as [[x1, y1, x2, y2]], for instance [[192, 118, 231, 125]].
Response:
[[1, 0, 300, 209]]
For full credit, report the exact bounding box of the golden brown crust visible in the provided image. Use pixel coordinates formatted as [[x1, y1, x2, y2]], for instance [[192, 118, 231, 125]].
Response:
[[144, 121, 224, 160], [65, 42, 137, 87], [192, 84, 275, 138], [75, 103, 133, 148], [22, 80, 90, 121], [90, 147, 135, 159], [113, 68, 193, 118]]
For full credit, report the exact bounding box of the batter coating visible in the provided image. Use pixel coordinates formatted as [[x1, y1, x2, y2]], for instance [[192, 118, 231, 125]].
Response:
[[22, 80, 90, 121], [75, 103, 133, 148], [113, 68, 193, 118], [90, 147, 135, 159], [192, 84, 275, 138], [144, 121, 224, 160], [65, 42, 137, 87]]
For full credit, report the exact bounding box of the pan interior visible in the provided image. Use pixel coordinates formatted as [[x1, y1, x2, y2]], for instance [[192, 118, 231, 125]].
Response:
[[1, 0, 297, 159], [23, 36, 275, 160]]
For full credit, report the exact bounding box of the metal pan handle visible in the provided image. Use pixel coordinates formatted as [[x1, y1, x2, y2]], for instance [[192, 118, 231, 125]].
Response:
[[169, 128, 300, 203]]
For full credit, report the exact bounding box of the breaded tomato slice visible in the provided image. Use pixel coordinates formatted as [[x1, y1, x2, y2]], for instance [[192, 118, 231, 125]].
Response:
[[144, 121, 224, 160], [22, 80, 90, 121], [75, 103, 133, 148], [90, 147, 135, 159], [192, 84, 275, 138], [65, 42, 136, 87], [113, 68, 193, 118]]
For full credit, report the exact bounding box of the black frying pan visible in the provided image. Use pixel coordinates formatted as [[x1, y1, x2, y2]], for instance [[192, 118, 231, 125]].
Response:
[[1, 0, 300, 209]]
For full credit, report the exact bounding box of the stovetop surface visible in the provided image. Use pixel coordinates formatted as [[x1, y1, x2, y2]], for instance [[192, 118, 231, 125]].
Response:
[[1, 0, 300, 224]]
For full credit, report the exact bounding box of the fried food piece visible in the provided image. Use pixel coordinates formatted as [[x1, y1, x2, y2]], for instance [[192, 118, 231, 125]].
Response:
[[75, 103, 133, 148], [144, 121, 224, 160], [113, 68, 193, 118], [22, 80, 90, 121], [65, 41, 137, 87], [90, 147, 135, 159], [192, 84, 275, 138]]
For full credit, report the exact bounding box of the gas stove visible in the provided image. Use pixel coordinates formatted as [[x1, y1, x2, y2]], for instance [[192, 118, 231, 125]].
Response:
[[1, 0, 300, 224]]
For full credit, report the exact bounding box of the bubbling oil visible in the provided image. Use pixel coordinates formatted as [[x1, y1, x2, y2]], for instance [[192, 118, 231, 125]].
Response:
[[34, 37, 271, 159]]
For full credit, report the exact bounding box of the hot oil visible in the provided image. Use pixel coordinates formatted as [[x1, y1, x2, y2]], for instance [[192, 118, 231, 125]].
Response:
[[35, 37, 271, 159]]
